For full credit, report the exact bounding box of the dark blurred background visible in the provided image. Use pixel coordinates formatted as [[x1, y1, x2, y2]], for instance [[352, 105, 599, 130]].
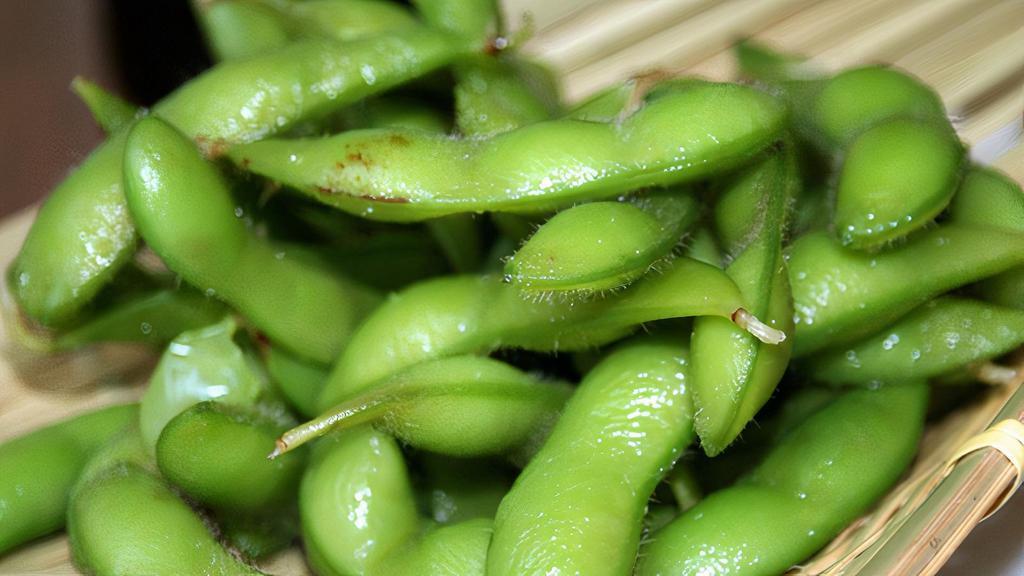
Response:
[[0, 1, 210, 218]]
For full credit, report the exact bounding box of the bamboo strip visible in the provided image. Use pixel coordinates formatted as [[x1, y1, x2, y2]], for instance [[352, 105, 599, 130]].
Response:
[[523, 0, 718, 73], [560, 0, 816, 101], [813, 0, 990, 69], [996, 142, 1024, 180], [500, 0, 606, 35], [928, 27, 1024, 113]]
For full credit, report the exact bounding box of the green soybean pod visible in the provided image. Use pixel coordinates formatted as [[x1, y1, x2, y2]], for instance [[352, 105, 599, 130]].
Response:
[[454, 55, 561, 138], [229, 82, 786, 221], [789, 225, 1024, 356], [11, 26, 463, 327], [68, 426, 261, 576], [301, 427, 421, 576], [70, 76, 137, 134], [692, 151, 795, 455], [386, 518, 492, 575], [157, 402, 306, 514], [9, 129, 135, 326], [318, 258, 785, 410], [505, 190, 698, 295], [834, 117, 963, 249], [685, 226, 723, 267], [948, 166, 1024, 308], [806, 297, 1024, 386], [637, 383, 928, 576], [0, 404, 136, 554], [192, 0, 291, 61], [413, 0, 497, 43], [123, 117, 380, 363], [811, 66, 946, 149], [138, 317, 269, 452], [488, 336, 693, 576], [54, 288, 227, 350], [266, 346, 331, 418], [274, 355, 571, 458]]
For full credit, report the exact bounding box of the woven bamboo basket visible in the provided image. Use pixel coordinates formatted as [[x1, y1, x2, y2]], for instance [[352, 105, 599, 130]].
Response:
[[1, 1, 1022, 574]]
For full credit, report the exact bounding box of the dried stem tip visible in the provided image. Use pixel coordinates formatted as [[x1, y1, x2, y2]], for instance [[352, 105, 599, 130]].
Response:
[[732, 308, 787, 345]]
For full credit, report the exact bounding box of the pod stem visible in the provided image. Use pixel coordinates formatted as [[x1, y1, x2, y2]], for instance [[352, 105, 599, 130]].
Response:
[[732, 308, 787, 344], [269, 393, 389, 459]]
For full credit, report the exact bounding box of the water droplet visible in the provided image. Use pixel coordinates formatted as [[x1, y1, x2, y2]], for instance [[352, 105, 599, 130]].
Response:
[[139, 322, 152, 335]]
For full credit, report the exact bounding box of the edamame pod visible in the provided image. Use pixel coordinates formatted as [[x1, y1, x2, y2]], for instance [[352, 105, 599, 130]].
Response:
[[692, 151, 795, 455], [274, 355, 571, 457], [157, 401, 306, 514], [266, 346, 331, 418], [195, 0, 422, 62], [454, 56, 560, 138], [834, 118, 963, 249], [123, 117, 380, 363], [637, 384, 927, 576], [71, 77, 137, 134], [0, 404, 136, 554], [138, 317, 270, 452], [488, 336, 694, 576], [318, 257, 785, 410], [301, 427, 421, 576], [385, 518, 492, 575], [811, 66, 946, 149], [10, 130, 135, 326], [948, 166, 1024, 309], [789, 225, 1024, 356], [505, 190, 698, 295], [12, 26, 463, 325], [68, 426, 261, 576], [806, 298, 1024, 386], [229, 82, 786, 221]]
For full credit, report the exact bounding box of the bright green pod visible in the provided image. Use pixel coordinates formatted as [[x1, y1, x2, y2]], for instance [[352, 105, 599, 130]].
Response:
[[505, 190, 698, 294], [6, 287, 227, 353], [692, 151, 795, 455], [637, 384, 927, 576], [834, 117, 963, 248], [138, 317, 269, 452], [318, 257, 785, 410], [488, 336, 694, 576], [9, 130, 135, 326], [266, 346, 330, 418], [301, 427, 421, 576], [55, 288, 227, 350], [275, 355, 570, 457], [413, 0, 497, 44], [195, 0, 421, 61], [454, 55, 560, 138], [124, 117, 380, 363], [807, 298, 1024, 386], [70, 76, 137, 134], [386, 518, 492, 576], [155, 29, 462, 150], [685, 226, 723, 267], [229, 82, 786, 221], [13, 27, 459, 327], [68, 427, 261, 576], [811, 66, 946, 149], [157, 401, 305, 514], [735, 39, 819, 86], [0, 404, 136, 554], [948, 166, 1024, 309], [192, 0, 291, 61], [948, 166, 1024, 230], [789, 225, 1024, 356]]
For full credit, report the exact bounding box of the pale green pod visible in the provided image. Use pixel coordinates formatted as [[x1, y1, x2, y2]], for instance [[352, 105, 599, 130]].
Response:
[[834, 117, 963, 249], [505, 190, 698, 294]]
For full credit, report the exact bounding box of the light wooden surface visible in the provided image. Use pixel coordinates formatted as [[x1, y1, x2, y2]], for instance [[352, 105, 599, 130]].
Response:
[[1, 0, 1022, 574]]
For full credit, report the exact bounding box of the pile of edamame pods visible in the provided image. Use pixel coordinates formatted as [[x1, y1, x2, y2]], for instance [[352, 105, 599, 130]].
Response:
[[3, 1, 1022, 575]]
